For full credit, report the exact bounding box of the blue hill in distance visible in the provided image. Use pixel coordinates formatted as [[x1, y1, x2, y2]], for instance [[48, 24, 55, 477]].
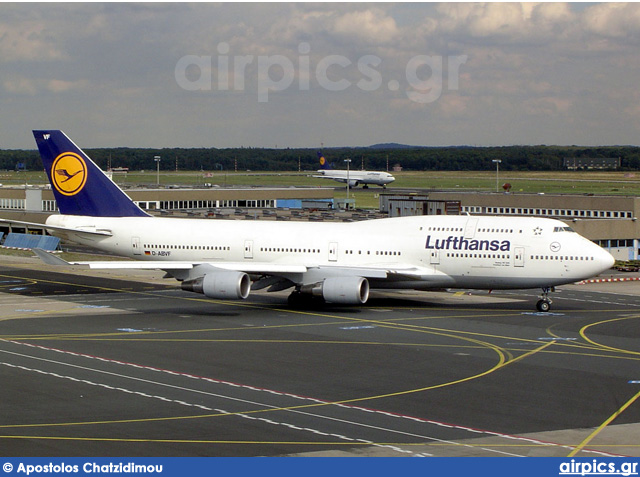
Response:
[[366, 143, 472, 149]]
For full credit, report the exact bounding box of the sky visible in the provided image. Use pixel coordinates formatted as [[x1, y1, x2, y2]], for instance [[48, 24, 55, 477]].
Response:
[[1, 2, 640, 149]]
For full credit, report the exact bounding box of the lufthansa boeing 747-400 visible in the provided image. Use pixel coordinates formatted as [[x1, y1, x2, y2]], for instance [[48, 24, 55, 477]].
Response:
[[3, 130, 614, 312]]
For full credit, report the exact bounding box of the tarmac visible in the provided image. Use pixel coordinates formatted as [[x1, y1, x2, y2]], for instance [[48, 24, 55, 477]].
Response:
[[0, 253, 639, 457]]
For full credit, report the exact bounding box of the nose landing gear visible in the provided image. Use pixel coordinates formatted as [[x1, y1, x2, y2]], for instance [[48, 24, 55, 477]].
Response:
[[536, 286, 554, 312]]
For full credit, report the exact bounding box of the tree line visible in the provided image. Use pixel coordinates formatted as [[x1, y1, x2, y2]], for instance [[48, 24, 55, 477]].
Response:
[[1, 145, 639, 172]]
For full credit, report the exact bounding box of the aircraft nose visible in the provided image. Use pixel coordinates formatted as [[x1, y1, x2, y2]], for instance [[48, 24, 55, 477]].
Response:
[[597, 247, 615, 273]]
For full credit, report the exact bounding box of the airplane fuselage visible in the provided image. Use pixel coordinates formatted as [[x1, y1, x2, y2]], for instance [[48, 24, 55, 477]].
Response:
[[46, 214, 613, 292], [315, 169, 395, 187]]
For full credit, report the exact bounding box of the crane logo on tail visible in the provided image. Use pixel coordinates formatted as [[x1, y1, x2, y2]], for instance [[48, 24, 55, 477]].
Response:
[[51, 152, 87, 196]]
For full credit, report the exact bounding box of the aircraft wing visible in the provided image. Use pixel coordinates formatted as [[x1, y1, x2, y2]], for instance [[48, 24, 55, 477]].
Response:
[[32, 249, 451, 286], [32, 249, 385, 277], [32, 249, 306, 274]]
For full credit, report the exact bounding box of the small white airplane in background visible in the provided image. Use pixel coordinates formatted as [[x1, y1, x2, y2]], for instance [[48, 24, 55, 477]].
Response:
[[313, 152, 395, 188], [4, 130, 614, 312]]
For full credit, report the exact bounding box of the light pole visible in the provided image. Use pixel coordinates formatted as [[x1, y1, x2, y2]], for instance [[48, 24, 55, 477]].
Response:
[[154, 156, 161, 186], [492, 159, 501, 192], [344, 158, 351, 210]]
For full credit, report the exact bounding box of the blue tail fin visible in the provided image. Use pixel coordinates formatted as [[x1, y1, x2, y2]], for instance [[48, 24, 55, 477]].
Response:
[[317, 151, 332, 170], [33, 130, 149, 217]]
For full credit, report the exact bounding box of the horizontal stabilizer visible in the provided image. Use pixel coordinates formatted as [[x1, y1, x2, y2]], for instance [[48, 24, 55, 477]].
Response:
[[0, 218, 112, 237]]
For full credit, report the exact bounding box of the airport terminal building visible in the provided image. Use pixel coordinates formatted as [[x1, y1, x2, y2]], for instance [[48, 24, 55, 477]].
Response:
[[0, 185, 335, 215]]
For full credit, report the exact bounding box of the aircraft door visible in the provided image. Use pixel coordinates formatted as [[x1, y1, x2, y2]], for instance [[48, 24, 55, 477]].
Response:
[[328, 242, 338, 262], [244, 240, 254, 259], [132, 236, 141, 256], [464, 218, 478, 239], [430, 249, 440, 265], [514, 247, 525, 267]]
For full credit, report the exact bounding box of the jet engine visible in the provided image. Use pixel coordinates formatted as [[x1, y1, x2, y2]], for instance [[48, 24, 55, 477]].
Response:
[[302, 276, 369, 304], [181, 271, 251, 300]]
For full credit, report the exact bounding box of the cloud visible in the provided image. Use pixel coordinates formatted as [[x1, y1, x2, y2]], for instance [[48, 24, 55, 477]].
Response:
[[331, 8, 399, 45], [523, 96, 572, 116], [0, 21, 67, 62], [582, 3, 640, 38], [0, 3, 639, 148], [436, 93, 471, 118], [46, 79, 90, 93], [2, 77, 89, 95], [434, 2, 575, 43], [3, 78, 39, 95]]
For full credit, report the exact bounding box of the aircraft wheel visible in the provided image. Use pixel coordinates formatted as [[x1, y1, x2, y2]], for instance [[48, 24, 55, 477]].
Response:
[[288, 291, 325, 308], [536, 300, 551, 312], [288, 291, 305, 307]]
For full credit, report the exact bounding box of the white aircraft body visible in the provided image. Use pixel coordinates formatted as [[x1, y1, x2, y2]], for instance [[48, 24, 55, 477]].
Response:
[[313, 152, 395, 188], [314, 169, 395, 188], [17, 131, 615, 312]]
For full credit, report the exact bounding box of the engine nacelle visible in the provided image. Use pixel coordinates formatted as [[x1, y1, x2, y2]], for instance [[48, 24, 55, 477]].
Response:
[[319, 276, 369, 304], [181, 271, 251, 300]]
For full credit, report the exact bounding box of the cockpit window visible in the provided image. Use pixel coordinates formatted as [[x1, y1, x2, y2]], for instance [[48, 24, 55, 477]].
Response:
[[553, 226, 575, 233]]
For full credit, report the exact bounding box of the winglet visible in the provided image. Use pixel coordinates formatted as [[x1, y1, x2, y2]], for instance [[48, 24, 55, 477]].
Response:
[[33, 130, 149, 218], [32, 248, 73, 266], [32, 248, 91, 268]]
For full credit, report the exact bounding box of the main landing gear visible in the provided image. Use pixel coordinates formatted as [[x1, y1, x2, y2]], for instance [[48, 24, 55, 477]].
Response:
[[287, 290, 325, 308], [536, 286, 554, 312]]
